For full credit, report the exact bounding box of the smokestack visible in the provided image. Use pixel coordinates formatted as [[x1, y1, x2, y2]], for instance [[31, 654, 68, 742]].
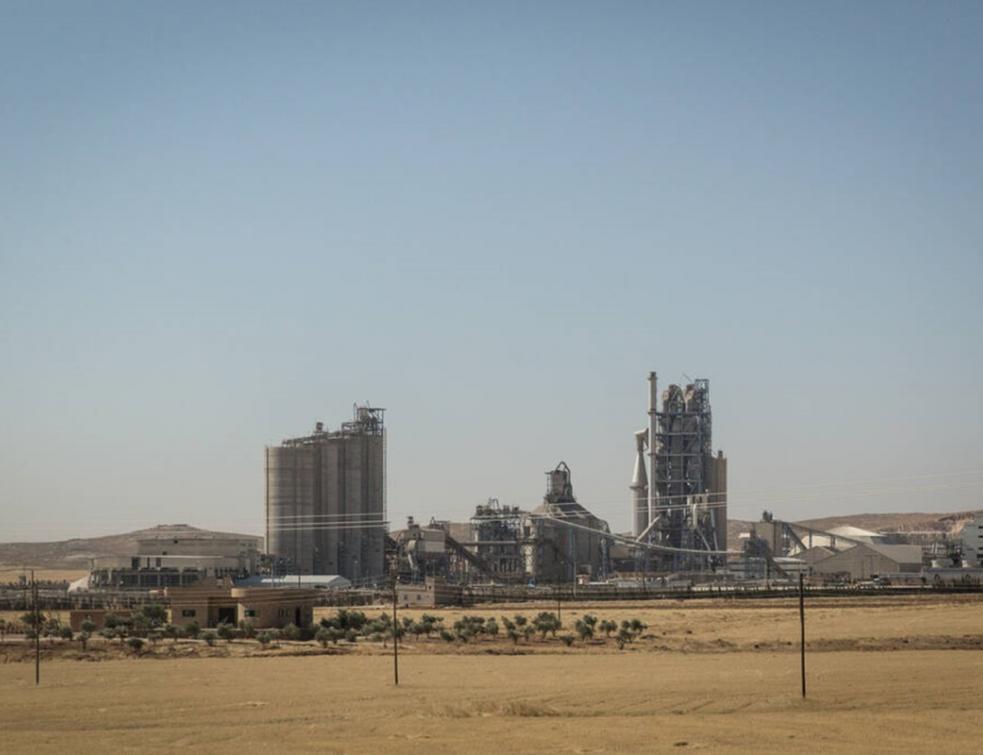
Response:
[[631, 429, 649, 536], [647, 371, 658, 536]]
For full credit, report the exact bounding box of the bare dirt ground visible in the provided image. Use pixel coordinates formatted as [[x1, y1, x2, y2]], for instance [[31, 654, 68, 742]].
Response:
[[0, 594, 980, 752]]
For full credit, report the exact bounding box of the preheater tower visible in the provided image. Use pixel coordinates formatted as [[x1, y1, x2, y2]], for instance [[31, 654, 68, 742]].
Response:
[[266, 405, 386, 582], [632, 372, 727, 570]]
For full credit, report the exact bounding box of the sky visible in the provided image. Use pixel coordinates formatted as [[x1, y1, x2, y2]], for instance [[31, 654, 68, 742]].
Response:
[[1, 1, 981, 542]]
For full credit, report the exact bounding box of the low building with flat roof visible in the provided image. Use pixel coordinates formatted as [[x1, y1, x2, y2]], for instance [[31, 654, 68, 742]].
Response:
[[396, 578, 463, 608], [165, 579, 318, 629]]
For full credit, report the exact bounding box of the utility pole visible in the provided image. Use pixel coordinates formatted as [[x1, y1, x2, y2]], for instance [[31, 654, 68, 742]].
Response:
[[390, 560, 399, 686], [32, 570, 40, 686], [799, 572, 806, 699]]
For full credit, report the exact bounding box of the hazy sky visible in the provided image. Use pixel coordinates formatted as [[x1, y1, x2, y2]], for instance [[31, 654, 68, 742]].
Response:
[[2, 2, 981, 542]]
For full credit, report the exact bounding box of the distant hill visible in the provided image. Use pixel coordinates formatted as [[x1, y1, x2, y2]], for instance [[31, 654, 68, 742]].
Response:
[[0, 524, 263, 571]]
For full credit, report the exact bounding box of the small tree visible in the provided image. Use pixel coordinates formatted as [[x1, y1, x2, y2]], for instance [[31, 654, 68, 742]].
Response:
[[184, 621, 201, 639], [484, 619, 499, 638], [238, 621, 256, 640], [0, 618, 8, 642], [281, 623, 301, 642], [315, 627, 332, 648], [80, 619, 97, 636], [440, 629, 455, 643], [127, 637, 145, 655], [216, 624, 236, 643], [163, 624, 183, 643], [599, 619, 617, 638], [257, 631, 275, 648], [574, 619, 593, 642], [507, 628, 520, 645], [560, 634, 575, 647], [59, 626, 74, 642], [202, 630, 218, 647]]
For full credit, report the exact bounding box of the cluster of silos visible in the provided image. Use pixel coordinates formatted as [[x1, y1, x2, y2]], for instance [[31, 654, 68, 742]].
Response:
[[265, 406, 386, 582], [631, 372, 727, 570]]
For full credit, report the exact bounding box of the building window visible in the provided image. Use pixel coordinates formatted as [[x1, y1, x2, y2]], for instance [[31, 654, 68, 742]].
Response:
[[181, 609, 196, 618], [244, 609, 256, 618]]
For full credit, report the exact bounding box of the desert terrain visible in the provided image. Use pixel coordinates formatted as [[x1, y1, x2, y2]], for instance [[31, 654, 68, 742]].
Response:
[[1, 593, 980, 752]]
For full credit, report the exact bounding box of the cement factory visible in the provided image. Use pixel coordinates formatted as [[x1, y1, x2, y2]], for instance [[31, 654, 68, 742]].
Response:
[[42, 370, 983, 612]]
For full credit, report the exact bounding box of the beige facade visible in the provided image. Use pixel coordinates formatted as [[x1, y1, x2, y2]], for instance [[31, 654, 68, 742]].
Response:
[[166, 582, 238, 628], [231, 587, 316, 628], [396, 578, 463, 608], [164, 581, 318, 629]]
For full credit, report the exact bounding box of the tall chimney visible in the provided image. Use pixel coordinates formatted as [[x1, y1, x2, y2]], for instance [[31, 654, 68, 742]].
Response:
[[647, 371, 658, 535]]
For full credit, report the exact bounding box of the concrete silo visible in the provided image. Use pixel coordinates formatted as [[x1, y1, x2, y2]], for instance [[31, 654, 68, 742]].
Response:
[[265, 405, 386, 582]]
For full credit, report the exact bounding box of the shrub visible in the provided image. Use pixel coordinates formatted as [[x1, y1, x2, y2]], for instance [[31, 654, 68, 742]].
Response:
[[560, 634, 575, 647], [484, 619, 499, 637], [281, 623, 301, 641], [257, 631, 275, 647], [59, 626, 74, 642], [202, 630, 218, 647], [440, 629, 455, 643], [183, 621, 201, 639], [163, 624, 183, 642], [78, 631, 91, 651], [599, 619, 617, 637], [80, 620, 97, 635], [126, 637, 145, 654], [336, 609, 367, 631], [574, 619, 593, 642], [315, 627, 332, 648], [238, 621, 256, 639], [533, 612, 561, 639], [216, 624, 236, 643]]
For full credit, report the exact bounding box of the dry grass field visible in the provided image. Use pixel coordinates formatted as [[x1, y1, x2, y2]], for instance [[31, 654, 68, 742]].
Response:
[[1, 594, 980, 752]]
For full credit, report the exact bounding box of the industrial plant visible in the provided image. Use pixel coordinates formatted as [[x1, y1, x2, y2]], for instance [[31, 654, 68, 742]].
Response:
[[33, 370, 983, 610]]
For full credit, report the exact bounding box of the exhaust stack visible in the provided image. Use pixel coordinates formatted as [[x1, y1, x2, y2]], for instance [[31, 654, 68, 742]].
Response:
[[630, 429, 649, 537]]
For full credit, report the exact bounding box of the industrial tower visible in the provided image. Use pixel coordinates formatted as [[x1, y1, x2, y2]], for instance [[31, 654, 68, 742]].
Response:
[[631, 372, 727, 571]]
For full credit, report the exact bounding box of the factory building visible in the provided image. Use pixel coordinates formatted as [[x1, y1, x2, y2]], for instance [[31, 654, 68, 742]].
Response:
[[265, 405, 386, 582], [631, 372, 727, 571], [523, 462, 610, 583], [392, 464, 610, 585], [961, 512, 983, 567], [808, 543, 924, 581], [82, 526, 261, 590]]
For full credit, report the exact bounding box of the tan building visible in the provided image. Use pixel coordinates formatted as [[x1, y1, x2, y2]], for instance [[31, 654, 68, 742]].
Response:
[[231, 587, 315, 629], [396, 578, 463, 608], [166, 580, 317, 629]]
